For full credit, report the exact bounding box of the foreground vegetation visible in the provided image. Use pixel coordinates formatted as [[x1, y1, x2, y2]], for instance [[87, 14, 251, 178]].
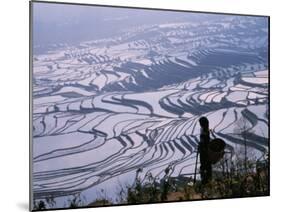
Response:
[[33, 149, 269, 210], [122, 151, 269, 204]]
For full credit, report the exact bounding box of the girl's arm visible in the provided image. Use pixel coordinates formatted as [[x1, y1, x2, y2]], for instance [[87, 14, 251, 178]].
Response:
[[210, 129, 216, 139]]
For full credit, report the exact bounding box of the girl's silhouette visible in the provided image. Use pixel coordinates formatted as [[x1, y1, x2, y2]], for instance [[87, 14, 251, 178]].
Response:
[[198, 116, 212, 184]]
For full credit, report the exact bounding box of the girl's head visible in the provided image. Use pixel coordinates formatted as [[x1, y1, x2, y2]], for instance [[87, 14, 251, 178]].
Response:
[[199, 116, 209, 129]]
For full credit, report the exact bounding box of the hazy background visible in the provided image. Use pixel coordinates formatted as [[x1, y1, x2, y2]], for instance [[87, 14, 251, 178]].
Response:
[[32, 2, 239, 54]]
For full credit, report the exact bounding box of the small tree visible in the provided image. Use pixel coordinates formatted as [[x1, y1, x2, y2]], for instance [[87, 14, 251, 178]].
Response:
[[33, 200, 46, 210], [234, 116, 254, 173], [67, 193, 86, 209]]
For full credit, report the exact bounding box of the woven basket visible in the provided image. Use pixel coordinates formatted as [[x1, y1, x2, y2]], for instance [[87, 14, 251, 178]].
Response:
[[208, 138, 226, 164]]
